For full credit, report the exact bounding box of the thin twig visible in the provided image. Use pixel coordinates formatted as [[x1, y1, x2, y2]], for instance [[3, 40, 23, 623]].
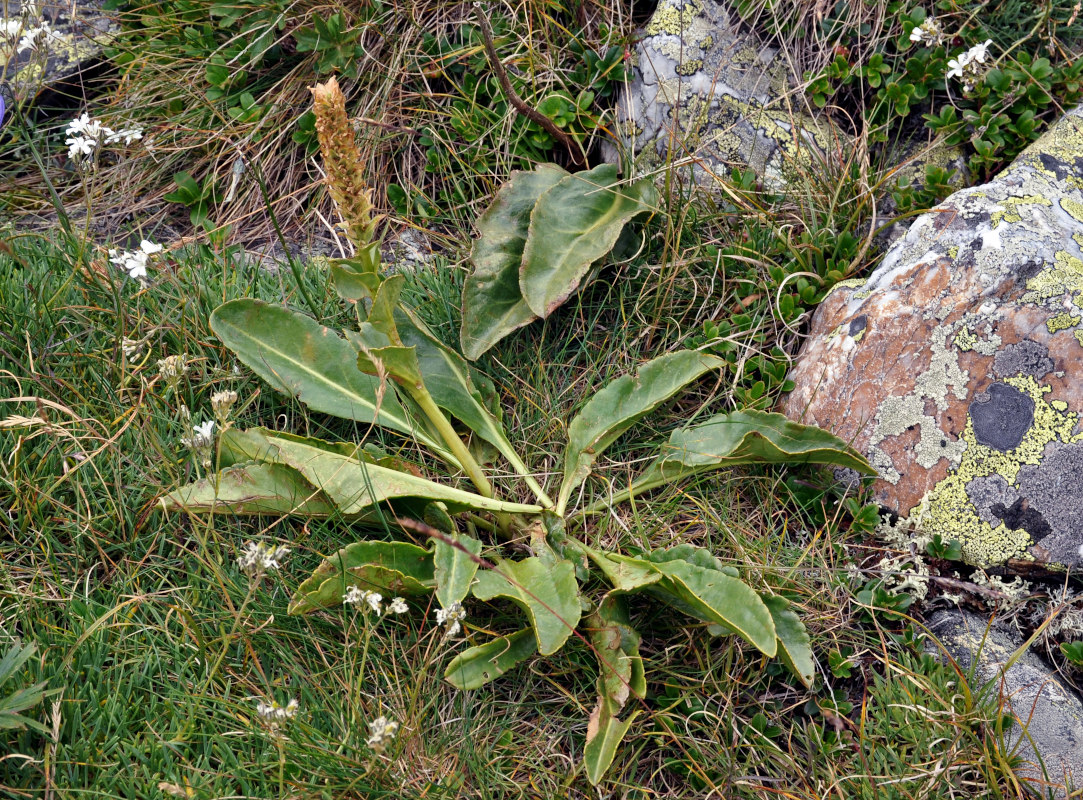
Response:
[[473, 5, 586, 167]]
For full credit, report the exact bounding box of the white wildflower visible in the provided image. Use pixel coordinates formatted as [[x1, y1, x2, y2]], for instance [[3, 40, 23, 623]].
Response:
[[256, 698, 299, 722], [66, 113, 92, 136], [435, 601, 466, 637], [968, 39, 993, 63], [211, 389, 239, 423], [366, 715, 399, 754], [343, 587, 382, 613], [946, 40, 995, 93], [157, 354, 188, 387], [66, 135, 95, 160], [3, 19, 23, 40], [388, 597, 408, 615], [104, 126, 143, 146], [108, 239, 162, 280], [909, 17, 943, 46], [17, 21, 64, 54], [945, 53, 970, 81], [237, 541, 291, 578], [187, 420, 215, 449]]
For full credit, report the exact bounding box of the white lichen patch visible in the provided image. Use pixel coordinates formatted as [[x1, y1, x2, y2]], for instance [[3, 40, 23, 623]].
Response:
[[989, 194, 1053, 228], [866, 328, 970, 483]]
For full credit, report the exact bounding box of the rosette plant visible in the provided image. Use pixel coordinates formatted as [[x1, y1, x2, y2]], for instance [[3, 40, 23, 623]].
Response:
[[162, 78, 874, 784]]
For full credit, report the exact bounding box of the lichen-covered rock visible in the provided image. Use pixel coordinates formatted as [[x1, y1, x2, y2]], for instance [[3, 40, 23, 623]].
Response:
[[1, 0, 116, 105], [928, 608, 1083, 795], [602, 0, 831, 190], [782, 105, 1083, 573]]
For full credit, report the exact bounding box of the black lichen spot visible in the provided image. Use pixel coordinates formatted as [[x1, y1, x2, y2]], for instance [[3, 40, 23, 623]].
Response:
[[970, 236, 984, 252], [990, 497, 1052, 541], [848, 315, 867, 337], [1016, 260, 1045, 281], [1037, 153, 1083, 181], [969, 382, 1035, 451]]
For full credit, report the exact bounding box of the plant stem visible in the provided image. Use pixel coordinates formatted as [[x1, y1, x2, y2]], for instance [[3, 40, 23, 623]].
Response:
[[407, 384, 495, 499]]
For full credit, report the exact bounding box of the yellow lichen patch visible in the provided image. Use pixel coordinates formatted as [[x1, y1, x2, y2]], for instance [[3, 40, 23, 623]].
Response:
[[645, 0, 702, 35], [990, 194, 1053, 228], [922, 375, 1082, 567], [675, 59, 704, 76], [1077, 330, 1083, 348], [948, 246, 959, 259], [1022, 251, 1083, 305], [1047, 311, 1082, 333], [1052, 400, 1069, 411], [1061, 197, 1083, 223], [1075, 232, 1083, 249]]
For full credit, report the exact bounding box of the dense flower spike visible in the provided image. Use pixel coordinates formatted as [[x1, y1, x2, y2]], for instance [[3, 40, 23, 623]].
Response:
[[309, 78, 381, 250]]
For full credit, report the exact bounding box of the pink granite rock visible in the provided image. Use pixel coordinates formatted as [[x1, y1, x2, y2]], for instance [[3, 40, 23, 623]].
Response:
[[782, 106, 1083, 573]]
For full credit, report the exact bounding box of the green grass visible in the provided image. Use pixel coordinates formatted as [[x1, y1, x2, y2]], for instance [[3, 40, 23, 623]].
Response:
[[0, 216, 1040, 798], [1, 0, 1078, 795]]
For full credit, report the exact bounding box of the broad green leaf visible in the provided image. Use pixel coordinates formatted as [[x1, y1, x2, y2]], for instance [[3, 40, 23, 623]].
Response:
[[646, 544, 730, 574], [434, 533, 482, 609], [764, 595, 815, 688], [589, 595, 646, 712], [366, 273, 405, 335], [397, 308, 539, 486], [210, 300, 436, 449], [328, 249, 381, 302], [461, 164, 567, 360], [160, 462, 341, 518], [648, 560, 777, 656], [472, 557, 581, 655], [289, 540, 435, 614], [585, 550, 663, 593], [583, 699, 639, 786], [444, 629, 537, 690], [624, 410, 876, 500], [557, 350, 725, 514], [520, 164, 657, 318], [359, 343, 424, 388], [217, 428, 543, 516]]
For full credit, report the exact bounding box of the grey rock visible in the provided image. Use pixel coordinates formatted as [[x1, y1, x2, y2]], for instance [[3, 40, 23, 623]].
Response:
[[602, 0, 832, 190], [928, 608, 1083, 796]]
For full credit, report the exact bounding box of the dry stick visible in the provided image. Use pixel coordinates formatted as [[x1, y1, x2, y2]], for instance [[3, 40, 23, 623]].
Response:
[[473, 5, 586, 168]]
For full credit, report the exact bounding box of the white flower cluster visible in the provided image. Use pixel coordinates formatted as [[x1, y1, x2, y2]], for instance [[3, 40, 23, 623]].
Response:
[[946, 39, 994, 93], [908, 17, 944, 47], [1, 17, 66, 55], [343, 586, 408, 616], [156, 353, 188, 388], [256, 698, 299, 722], [366, 715, 399, 753], [237, 541, 291, 578], [108, 239, 162, 280], [181, 420, 215, 451], [435, 601, 466, 637], [210, 390, 238, 423], [65, 113, 143, 163]]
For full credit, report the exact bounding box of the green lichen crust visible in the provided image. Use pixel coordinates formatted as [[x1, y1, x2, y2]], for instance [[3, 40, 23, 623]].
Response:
[[783, 105, 1083, 573], [603, 0, 832, 191]]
